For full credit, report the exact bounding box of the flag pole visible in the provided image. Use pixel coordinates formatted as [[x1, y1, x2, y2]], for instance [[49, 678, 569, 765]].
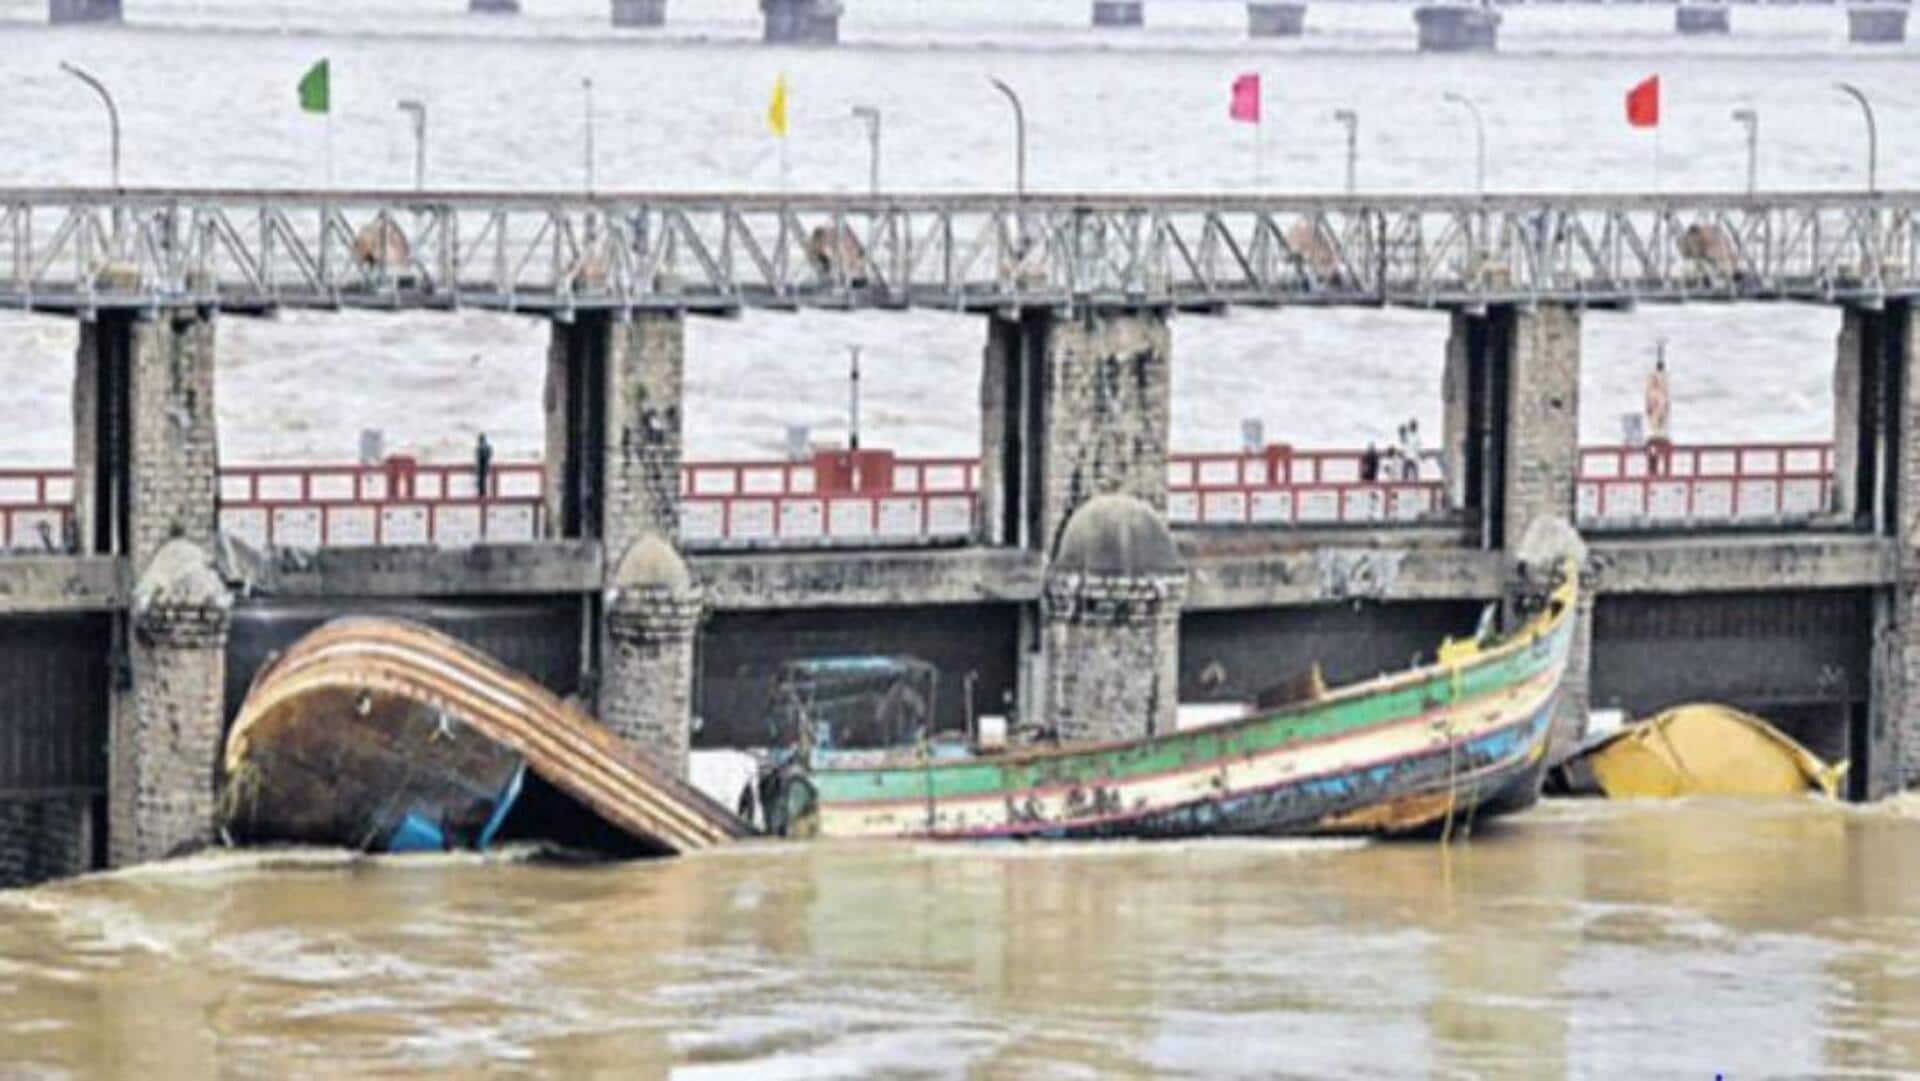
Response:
[[1652, 123, 1661, 194], [1254, 101, 1265, 191]]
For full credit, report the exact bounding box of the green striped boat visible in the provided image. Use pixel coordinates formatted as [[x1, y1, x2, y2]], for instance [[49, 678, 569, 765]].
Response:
[[760, 552, 1579, 842]]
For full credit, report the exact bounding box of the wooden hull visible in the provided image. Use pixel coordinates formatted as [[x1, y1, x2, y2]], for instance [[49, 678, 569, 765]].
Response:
[[223, 618, 751, 856], [780, 565, 1578, 842]]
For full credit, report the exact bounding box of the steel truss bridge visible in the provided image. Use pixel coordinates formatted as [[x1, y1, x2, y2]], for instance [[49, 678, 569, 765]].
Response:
[[1, 187, 1915, 315]]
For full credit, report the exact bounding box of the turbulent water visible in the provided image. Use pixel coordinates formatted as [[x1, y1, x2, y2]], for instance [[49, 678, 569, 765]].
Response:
[[0, 0, 1912, 465], [3, 800, 1920, 1077]]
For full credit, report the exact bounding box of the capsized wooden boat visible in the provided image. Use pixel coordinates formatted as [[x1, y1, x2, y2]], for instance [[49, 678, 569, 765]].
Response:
[[222, 617, 751, 856], [1565, 703, 1846, 800], [757, 537, 1583, 842]]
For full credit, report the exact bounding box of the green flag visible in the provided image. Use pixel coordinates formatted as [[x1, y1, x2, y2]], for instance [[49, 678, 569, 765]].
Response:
[[298, 60, 330, 114]]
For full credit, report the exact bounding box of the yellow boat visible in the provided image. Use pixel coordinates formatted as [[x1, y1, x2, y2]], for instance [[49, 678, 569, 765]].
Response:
[[1575, 704, 1846, 800]]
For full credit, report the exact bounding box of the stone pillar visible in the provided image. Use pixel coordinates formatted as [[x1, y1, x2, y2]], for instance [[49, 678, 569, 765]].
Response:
[[112, 540, 231, 868], [1414, 5, 1499, 52], [545, 313, 683, 551], [1675, 4, 1730, 35], [1247, 2, 1306, 37], [1836, 306, 1866, 523], [73, 311, 218, 566], [612, 0, 667, 28], [601, 535, 702, 777], [1849, 6, 1908, 44], [1868, 303, 1920, 798], [980, 308, 1171, 555], [1041, 495, 1185, 744], [762, 0, 841, 43], [1092, 0, 1144, 27], [50, 0, 121, 24], [1442, 312, 1473, 513], [1500, 304, 1581, 552]]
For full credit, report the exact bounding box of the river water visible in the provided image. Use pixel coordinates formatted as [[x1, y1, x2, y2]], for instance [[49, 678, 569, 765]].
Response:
[[3, 799, 1920, 1077], [0, 0, 1914, 465]]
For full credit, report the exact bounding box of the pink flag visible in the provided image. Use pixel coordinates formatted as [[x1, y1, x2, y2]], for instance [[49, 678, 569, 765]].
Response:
[[1230, 73, 1260, 124]]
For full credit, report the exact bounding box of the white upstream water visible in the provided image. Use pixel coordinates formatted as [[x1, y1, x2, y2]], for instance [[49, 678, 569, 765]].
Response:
[[0, 0, 1898, 465]]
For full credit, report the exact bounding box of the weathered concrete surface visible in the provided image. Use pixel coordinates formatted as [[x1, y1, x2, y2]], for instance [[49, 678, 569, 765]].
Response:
[[981, 310, 1171, 554], [114, 540, 230, 868], [1181, 532, 1502, 611], [546, 314, 683, 553], [1887, 305, 1920, 795], [1442, 313, 1472, 513], [1042, 495, 1184, 743], [233, 541, 604, 599], [0, 799, 93, 888], [123, 314, 219, 572], [470, 0, 520, 12], [1503, 304, 1581, 549], [1835, 307, 1864, 521], [602, 535, 702, 778], [1589, 535, 1895, 595], [0, 556, 125, 614], [693, 547, 1044, 611]]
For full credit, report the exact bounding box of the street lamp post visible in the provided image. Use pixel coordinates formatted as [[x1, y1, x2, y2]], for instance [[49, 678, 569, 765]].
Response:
[[1730, 107, 1757, 196], [1834, 82, 1878, 194], [1442, 92, 1486, 196], [851, 105, 881, 197], [397, 99, 427, 191], [987, 77, 1026, 199], [59, 62, 120, 189], [582, 77, 597, 193], [1333, 108, 1358, 195]]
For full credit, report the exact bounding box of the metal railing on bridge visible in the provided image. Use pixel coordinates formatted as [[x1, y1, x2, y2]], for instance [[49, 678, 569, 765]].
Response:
[[2, 187, 1917, 313], [0, 441, 1840, 553]]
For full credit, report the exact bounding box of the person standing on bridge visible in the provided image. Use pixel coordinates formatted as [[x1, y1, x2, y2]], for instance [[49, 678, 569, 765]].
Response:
[[1645, 347, 1672, 476], [1399, 420, 1423, 482], [475, 433, 494, 500]]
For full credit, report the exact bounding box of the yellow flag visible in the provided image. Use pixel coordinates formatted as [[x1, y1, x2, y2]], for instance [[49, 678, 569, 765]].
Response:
[[766, 73, 788, 138]]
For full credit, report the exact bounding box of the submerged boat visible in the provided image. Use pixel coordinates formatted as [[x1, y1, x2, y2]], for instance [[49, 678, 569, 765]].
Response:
[[756, 525, 1584, 842], [1554, 703, 1846, 800], [222, 618, 750, 857]]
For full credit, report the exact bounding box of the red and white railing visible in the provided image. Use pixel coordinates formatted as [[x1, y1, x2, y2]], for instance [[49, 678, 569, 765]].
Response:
[[0, 470, 73, 552], [215, 458, 547, 549], [0, 440, 1845, 553], [681, 450, 979, 546], [1575, 442, 1833, 526], [1169, 448, 1447, 526]]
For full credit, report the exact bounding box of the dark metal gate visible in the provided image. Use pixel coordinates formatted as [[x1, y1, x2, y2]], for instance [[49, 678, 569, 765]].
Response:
[[0, 615, 111, 798]]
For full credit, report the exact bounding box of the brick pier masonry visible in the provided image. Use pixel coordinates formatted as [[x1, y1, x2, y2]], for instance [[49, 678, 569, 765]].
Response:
[[6, 188, 1920, 882]]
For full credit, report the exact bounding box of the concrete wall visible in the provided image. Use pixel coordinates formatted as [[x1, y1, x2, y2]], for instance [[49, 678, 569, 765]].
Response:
[[129, 315, 219, 572], [1502, 304, 1581, 548], [115, 590, 228, 867]]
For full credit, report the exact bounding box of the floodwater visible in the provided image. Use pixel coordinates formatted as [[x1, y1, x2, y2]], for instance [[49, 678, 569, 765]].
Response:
[[0, 0, 1912, 464], [5, 799, 1920, 1078]]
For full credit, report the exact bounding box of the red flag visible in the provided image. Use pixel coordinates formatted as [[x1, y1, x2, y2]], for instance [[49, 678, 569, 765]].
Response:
[[1626, 75, 1660, 129], [1230, 72, 1260, 124]]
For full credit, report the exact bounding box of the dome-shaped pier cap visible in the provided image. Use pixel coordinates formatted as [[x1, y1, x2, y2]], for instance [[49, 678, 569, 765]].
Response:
[[133, 539, 231, 618], [1051, 494, 1182, 578], [610, 533, 696, 598]]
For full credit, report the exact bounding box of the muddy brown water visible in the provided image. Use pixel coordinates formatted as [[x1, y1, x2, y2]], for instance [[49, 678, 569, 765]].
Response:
[[3, 799, 1919, 1079]]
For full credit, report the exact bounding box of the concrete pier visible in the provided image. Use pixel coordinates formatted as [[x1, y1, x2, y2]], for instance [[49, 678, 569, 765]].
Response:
[[601, 535, 703, 778], [1092, 0, 1145, 28], [980, 309, 1170, 554], [114, 540, 230, 868], [611, 0, 667, 29], [1675, 5, 1731, 35], [470, 0, 520, 13], [1849, 6, 1908, 43], [1042, 495, 1185, 744], [1247, 2, 1307, 37], [49, 0, 120, 23], [544, 313, 685, 555], [762, 0, 841, 43], [1414, 5, 1500, 52]]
